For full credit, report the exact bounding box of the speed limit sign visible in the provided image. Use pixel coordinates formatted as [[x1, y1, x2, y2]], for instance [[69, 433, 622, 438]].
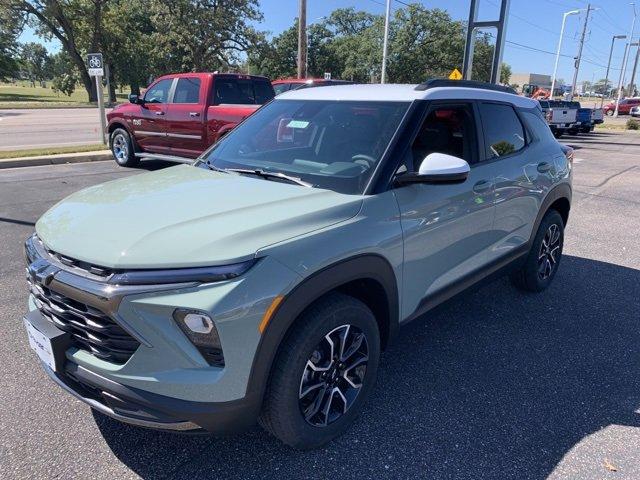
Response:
[[87, 53, 104, 76]]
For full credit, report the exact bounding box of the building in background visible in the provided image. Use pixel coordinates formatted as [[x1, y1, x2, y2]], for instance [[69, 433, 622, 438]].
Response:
[[511, 72, 552, 93]]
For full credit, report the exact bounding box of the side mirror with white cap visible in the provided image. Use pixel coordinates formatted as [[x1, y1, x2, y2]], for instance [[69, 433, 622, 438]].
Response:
[[395, 152, 470, 185]]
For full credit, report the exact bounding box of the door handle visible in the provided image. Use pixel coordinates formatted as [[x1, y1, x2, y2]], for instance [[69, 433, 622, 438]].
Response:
[[472, 180, 493, 193], [154, 111, 165, 116], [189, 112, 200, 117], [537, 162, 552, 173]]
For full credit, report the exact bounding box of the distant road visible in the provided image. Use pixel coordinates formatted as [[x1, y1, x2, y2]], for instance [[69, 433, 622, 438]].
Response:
[[0, 108, 112, 151]]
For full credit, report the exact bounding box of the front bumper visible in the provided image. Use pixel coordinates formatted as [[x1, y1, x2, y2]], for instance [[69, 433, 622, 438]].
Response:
[[42, 341, 261, 434], [23, 235, 301, 433]]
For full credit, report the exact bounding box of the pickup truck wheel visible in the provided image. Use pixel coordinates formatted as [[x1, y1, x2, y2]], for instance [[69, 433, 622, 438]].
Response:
[[510, 209, 564, 292], [606, 109, 614, 116], [259, 292, 380, 450], [110, 128, 138, 167]]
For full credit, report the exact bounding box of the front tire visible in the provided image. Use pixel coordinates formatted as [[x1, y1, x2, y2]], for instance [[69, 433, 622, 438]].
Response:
[[110, 128, 138, 167], [260, 293, 380, 450], [510, 209, 564, 292]]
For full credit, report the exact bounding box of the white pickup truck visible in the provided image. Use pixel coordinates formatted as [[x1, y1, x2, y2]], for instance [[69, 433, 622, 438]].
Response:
[[539, 100, 578, 138]]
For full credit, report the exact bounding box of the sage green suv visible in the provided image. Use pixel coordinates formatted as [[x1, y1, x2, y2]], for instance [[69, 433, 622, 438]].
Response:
[[23, 80, 572, 449]]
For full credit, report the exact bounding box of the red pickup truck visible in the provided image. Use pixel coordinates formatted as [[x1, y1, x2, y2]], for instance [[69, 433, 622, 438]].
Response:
[[106, 73, 274, 166]]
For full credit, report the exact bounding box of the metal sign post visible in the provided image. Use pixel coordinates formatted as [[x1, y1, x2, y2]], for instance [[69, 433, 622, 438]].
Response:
[[87, 53, 107, 145], [462, 0, 511, 84]]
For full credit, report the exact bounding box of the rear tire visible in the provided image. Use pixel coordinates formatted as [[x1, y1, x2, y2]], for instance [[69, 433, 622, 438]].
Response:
[[510, 209, 564, 292], [259, 292, 380, 450], [110, 128, 138, 167]]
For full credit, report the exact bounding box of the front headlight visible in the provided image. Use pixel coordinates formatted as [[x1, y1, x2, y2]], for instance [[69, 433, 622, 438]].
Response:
[[109, 259, 257, 285]]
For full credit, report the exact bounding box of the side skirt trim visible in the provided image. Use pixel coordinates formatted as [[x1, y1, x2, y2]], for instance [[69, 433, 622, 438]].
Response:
[[402, 244, 528, 325]]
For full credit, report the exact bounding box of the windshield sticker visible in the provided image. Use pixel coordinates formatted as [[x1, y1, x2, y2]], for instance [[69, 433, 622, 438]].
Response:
[[286, 120, 310, 129]]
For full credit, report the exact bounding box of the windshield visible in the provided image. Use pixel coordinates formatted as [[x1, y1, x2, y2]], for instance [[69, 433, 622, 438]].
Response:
[[200, 99, 410, 194]]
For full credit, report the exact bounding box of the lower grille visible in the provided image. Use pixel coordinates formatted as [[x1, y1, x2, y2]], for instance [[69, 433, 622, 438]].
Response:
[[28, 280, 140, 364]]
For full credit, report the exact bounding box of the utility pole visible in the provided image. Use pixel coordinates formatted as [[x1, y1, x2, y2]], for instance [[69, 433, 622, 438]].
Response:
[[381, 0, 391, 83], [614, 3, 637, 117], [297, 0, 307, 79], [570, 4, 592, 101], [602, 35, 627, 108], [629, 43, 640, 96]]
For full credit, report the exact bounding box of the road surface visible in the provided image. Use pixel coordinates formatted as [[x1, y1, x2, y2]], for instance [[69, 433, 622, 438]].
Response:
[[0, 108, 111, 151], [1, 132, 639, 479]]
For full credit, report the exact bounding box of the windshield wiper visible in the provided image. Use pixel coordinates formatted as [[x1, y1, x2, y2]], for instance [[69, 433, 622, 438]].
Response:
[[224, 168, 313, 188]]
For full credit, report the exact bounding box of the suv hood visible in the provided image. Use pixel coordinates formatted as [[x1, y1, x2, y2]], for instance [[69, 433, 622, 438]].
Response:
[[36, 165, 362, 269]]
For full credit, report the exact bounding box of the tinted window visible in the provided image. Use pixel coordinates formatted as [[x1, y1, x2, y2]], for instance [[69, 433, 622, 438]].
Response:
[[254, 80, 275, 104], [411, 104, 476, 169], [478, 103, 526, 158], [201, 100, 409, 194], [521, 110, 555, 142], [173, 78, 200, 103], [273, 83, 291, 96], [144, 79, 173, 104], [213, 78, 255, 105]]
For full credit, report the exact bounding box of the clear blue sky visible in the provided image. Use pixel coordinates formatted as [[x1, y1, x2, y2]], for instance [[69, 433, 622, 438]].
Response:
[[19, 0, 639, 85]]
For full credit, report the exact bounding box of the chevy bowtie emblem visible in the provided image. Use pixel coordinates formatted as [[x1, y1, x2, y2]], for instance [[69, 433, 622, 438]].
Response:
[[28, 259, 59, 286]]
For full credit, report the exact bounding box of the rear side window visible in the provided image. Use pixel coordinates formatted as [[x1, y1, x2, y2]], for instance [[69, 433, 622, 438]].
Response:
[[478, 103, 526, 158], [213, 78, 255, 105], [253, 80, 275, 104], [273, 83, 291, 96], [521, 110, 555, 142], [173, 78, 201, 103], [144, 79, 173, 104]]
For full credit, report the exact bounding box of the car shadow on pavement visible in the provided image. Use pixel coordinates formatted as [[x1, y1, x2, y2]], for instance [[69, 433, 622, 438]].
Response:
[[93, 255, 640, 480]]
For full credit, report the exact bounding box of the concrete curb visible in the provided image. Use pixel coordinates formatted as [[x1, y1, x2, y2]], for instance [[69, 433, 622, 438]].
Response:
[[0, 150, 112, 169]]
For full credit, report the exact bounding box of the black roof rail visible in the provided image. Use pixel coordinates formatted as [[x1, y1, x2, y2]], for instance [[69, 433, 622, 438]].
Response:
[[415, 78, 517, 95]]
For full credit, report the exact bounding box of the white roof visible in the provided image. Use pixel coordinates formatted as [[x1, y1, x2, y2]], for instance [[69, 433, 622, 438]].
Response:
[[278, 83, 538, 109]]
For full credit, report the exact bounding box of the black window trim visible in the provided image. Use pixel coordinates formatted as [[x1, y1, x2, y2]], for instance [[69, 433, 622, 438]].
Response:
[[476, 100, 530, 165], [369, 99, 483, 194]]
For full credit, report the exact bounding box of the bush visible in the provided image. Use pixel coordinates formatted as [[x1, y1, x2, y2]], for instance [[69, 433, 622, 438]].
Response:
[[626, 119, 640, 130], [51, 73, 77, 97]]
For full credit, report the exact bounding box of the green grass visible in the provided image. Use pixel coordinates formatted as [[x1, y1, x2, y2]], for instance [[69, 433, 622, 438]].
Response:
[[0, 81, 128, 108], [0, 144, 108, 160]]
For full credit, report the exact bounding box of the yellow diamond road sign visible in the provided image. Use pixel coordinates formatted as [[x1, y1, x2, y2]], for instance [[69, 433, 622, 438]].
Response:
[[449, 68, 462, 80]]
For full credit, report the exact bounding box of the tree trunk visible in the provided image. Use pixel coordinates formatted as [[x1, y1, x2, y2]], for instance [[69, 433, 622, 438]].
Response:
[[107, 63, 116, 103]]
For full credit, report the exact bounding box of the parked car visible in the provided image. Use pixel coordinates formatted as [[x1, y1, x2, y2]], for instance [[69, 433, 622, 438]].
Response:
[[24, 79, 572, 449], [272, 77, 354, 95], [570, 106, 594, 134], [106, 73, 275, 165], [603, 97, 640, 116], [539, 100, 578, 137], [592, 107, 604, 124], [631, 105, 640, 117]]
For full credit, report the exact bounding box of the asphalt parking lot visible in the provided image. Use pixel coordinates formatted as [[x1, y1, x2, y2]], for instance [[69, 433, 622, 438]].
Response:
[[1, 131, 639, 479]]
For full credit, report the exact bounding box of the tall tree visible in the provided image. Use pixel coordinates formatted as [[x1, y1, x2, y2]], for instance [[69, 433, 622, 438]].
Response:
[[7, 0, 108, 101], [0, 6, 20, 79], [149, 0, 264, 73], [19, 42, 51, 85]]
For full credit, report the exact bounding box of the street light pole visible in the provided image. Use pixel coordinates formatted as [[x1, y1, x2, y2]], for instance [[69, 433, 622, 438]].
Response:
[[602, 35, 627, 108], [614, 2, 637, 117], [550, 9, 581, 100], [381, 0, 391, 83]]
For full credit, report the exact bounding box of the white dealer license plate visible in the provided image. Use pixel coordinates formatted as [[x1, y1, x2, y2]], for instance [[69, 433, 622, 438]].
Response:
[[24, 318, 56, 372]]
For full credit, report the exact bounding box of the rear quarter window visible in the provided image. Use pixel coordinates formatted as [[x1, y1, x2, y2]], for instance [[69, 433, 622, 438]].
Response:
[[521, 110, 555, 142]]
